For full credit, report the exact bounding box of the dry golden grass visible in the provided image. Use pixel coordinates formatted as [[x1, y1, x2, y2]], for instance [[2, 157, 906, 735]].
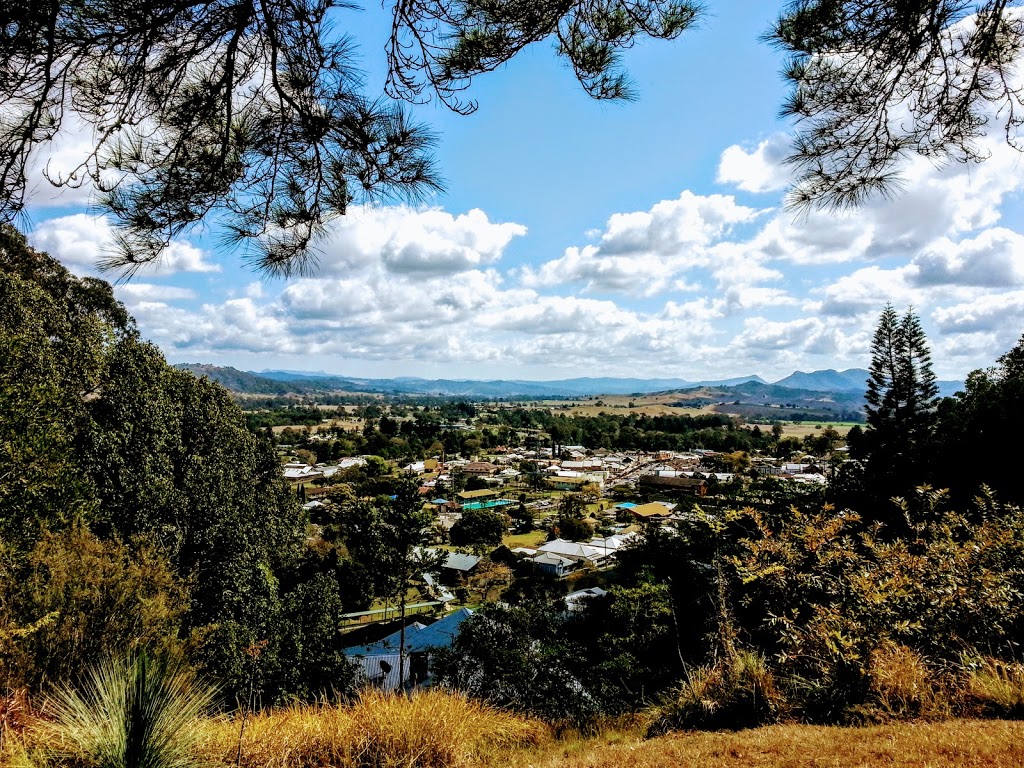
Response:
[[866, 643, 950, 721], [771, 422, 859, 439], [526, 720, 1024, 768], [965, 659, 1024, 718], [9, 684, 1024, 768], [194, 688, 549, 768]]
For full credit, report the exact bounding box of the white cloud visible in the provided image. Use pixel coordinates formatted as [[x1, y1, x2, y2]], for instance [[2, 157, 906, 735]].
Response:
[[316, 206, 526, 277], [933, 291, 1024, 335], [523, 191, 764, 295], [815, 266, 917, 318], [716, 133, 792, 194], [910, 228, 1024, 287], [29, 214, 219, 276], [115, 284, 196, 302]]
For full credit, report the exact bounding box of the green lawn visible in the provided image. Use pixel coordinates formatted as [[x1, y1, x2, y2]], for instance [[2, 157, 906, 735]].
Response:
[[502, 529, 547, 549]]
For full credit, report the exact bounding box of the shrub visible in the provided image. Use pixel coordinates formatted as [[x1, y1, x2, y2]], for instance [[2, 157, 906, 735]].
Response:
[[862, 643, 949, 722], [964, 658, 1024, 719], [649, 650, 785, 734], [0, 529, 187, 691], [23, 653, 214, 768]]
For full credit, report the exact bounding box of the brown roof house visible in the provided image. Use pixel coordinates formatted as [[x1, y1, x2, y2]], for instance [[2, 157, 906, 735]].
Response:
[[639, 475, 708, 496]]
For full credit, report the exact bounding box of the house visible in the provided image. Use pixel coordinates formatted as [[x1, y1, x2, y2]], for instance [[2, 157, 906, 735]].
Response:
[[283, 464, 323, 483], [565, 586, 608, 612], [628, 502, 676, 521], [441, 551, 481, 574], [463, 462, 499, 476], [586, 532, 638, 557], [457, 488, 500, 503], [547, 476, 590, 491], [537, 539, 607, 567], [344, 608, 474, 692], [436, 511, 462, 531], [531, 552, 575, 577], [638, 475, 708, 496], [337, 457, 368, 469]]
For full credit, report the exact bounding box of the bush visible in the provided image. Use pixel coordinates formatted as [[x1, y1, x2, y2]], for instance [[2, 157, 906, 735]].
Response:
[[649, 651, 785, 734], [862, 643, 949, 722], [0, 529, 187, 691], [449, 509, 505, 549], [22, 653, 214, 768], [964, 658, 1024, 719]]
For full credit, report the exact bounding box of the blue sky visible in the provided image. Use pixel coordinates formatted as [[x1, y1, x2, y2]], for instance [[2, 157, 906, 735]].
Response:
[[23, 1, 1024, 381]]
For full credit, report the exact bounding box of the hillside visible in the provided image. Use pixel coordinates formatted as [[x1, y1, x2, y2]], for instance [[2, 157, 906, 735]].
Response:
[[175, 364, 962, 415], [255, 371, 769, 397], [666, 379, 867, 422], [176, 364, 307, 395], [776, 368, 963, 398], [174, 364, 880, 399]]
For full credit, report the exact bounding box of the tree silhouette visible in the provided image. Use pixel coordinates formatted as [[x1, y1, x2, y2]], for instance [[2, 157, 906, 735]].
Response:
[[864, 304, 939, 522], [773, 0, 1024, 211], [0, 0, 697, 275]]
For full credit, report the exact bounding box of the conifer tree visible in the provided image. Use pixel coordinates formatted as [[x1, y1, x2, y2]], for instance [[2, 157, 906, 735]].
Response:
[[899, 309, 939, 451], [863, 305, 939, 524], [865, 304, 902, 445]]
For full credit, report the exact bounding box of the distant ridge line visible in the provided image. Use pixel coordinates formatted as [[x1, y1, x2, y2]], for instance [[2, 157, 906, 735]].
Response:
[[175, 363, 962, 399]]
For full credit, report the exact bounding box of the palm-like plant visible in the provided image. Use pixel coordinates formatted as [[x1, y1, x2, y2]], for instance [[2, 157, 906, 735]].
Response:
[[39, 654, 214, 768]]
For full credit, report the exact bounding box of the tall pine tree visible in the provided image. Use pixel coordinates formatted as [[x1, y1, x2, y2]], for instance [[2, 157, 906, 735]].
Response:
[[898, 310, 939, 453], [865, 304, 902, 444], [863, 305, 939, 527]]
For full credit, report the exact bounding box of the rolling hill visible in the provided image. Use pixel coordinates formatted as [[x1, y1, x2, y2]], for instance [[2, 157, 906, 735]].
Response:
[[175, 364, 961, 406]]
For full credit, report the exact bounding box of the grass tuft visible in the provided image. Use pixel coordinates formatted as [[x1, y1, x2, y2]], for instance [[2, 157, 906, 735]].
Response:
[[195, 688, 550, 768], [964, 658, 1024, 719], [649, 650, 785, 734], [17, 654, 215, 768], [864, 643, 949, 721]]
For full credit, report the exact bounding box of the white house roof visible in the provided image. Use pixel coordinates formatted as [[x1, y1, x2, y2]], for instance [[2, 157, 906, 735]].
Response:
[[532, 552, 574, 567], [586, 532, 637, 553], [538, 539, 606, 562], [565, 586, 608, 611]]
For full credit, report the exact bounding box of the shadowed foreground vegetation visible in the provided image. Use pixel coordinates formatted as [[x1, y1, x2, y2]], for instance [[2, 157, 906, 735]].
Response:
[[3, 688, 547, 768], [5, 689, 1024, 768]]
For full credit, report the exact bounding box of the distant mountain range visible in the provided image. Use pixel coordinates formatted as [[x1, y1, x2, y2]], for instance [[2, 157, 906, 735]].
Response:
[[174, 364, 964, 400], [773, 369, 963, 398]]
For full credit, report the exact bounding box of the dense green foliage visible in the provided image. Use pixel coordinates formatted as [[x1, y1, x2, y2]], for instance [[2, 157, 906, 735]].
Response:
[[450, 509, 507, 549], [0, 226, 353, 703]]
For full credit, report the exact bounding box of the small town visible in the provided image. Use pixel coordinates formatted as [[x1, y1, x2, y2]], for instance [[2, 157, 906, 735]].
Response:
[[5, 1, 1024, 766]]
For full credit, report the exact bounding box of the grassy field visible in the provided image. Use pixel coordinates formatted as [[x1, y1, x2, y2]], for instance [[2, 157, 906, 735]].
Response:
[[8, 688, 1024, 768], [271, 417, 363, 435], [772, 421, 861, 439], [532, 719, 1024, 768], [525, 393, 716, 418], [502, 530, 547, 549]]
